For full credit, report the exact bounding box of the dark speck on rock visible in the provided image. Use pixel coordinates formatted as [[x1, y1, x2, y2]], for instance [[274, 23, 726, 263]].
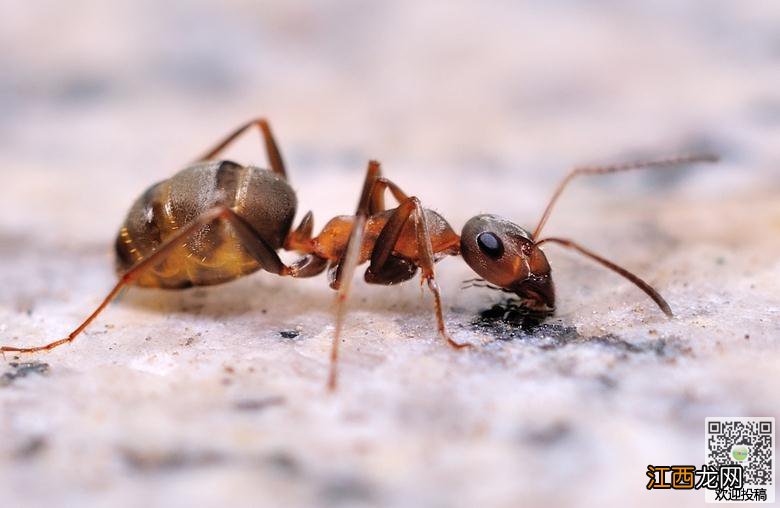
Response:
[[596, 374, 619, 390], [14, 436, 47, 459], [279, 330, 300, 339], [120, 447, 225, 472], [234, 396, 285, 412], [264, 451, 301, 476], [522, 421, 572, 447], [1, 361, 50, 386], [320, 475, 376, 505]]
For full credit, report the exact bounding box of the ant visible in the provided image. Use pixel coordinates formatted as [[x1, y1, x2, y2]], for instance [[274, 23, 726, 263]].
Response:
[[0, 118, 717, 390]]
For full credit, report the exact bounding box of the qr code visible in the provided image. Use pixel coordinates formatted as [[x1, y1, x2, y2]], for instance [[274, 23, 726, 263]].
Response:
[[706, 417, 775, 503]]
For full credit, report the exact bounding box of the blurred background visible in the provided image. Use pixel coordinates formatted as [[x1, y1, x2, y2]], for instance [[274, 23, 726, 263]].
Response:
[[2, 0, 777, 244], [0, 1, 778, 507]]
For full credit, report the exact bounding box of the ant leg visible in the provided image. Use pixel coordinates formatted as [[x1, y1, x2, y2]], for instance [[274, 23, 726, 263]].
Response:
[[535, 237, 673, 317], [1, 207, 322, 354], [288, 253, 329, 278], [284, 153, 405, 257], [214, 206, 327, 279], [531, 154, 718, 239], [349, 159, 409, 214], [193, 118, 287, 178], [1, 207, 233, 354], [368, 197, 469, 349], [351, 158, 384, 215], [368, 177, 410, 214], [326, 160, 381, 390]]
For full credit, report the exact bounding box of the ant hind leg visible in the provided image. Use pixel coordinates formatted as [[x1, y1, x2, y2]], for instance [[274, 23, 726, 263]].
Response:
[[194, 118, 287, 179], [1, 206, 314, 355]]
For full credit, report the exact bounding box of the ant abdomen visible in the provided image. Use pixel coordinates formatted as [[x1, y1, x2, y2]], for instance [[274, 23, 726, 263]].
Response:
[[115, 160, 297, 288]]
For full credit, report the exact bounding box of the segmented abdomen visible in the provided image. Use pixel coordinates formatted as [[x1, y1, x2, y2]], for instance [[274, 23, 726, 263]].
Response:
[[115, 161, 296, 289]]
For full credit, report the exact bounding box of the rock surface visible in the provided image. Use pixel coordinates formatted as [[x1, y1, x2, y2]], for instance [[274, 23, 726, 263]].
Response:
[[1, 2, 778, 507]]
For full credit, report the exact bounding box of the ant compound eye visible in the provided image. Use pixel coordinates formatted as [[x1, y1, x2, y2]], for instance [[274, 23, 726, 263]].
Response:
[[476, 231, 504, 258]]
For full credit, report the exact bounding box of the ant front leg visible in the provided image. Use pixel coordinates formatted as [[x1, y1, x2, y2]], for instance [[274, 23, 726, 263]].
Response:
[[368, 196, 469, 350], [1, 207, 322, 355], [193, 118, 287, 179]]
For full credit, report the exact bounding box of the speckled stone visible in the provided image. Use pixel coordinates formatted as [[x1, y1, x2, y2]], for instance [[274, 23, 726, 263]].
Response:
[[1, 2, 778, 507]]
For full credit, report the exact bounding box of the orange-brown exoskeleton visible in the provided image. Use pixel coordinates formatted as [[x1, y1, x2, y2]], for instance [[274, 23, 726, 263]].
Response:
[[0, 118, 717, 390]]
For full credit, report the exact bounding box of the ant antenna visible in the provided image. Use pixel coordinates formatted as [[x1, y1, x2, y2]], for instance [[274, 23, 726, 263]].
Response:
[[529, 154, 719, 316], [531, 154, 718, 240]]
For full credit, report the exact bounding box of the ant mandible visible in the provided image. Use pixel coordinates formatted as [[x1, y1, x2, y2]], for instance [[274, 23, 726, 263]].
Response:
[[0, 118, 717, 390]]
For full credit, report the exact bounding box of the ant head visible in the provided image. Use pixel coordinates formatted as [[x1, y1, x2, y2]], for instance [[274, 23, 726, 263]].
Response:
[[460, 214, 555, 313]]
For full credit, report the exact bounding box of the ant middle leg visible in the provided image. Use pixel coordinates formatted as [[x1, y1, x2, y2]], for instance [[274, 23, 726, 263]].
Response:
[[1, 206, 324, 355], [193, 118, 287, 178], [367, 197, 469, 350]]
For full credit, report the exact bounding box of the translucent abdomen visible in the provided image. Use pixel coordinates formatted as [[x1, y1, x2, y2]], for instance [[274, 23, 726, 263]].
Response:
[[115, 161, 296, 288]]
